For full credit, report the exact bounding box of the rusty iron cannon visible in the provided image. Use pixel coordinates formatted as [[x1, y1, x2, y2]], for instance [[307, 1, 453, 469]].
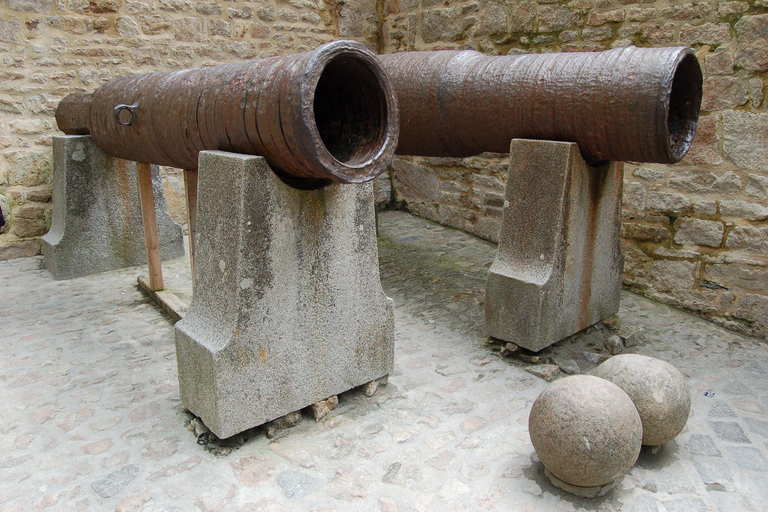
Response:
[[379, 46, 702, 164], [55, 40, 400, 186]]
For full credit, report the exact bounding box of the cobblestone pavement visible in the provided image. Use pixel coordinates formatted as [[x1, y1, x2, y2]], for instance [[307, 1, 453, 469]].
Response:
[[2, 210, 767, 511]]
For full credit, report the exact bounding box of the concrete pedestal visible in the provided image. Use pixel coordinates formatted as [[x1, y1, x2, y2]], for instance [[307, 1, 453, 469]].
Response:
[[42, 136, 184, 280], [485, 139, 623, 352], [175, 151, 394, 439]]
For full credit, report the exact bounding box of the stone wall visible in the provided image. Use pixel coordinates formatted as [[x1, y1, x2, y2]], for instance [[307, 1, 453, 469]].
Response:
[[0, 0, 378, 258], [380, 0, 768, 339]]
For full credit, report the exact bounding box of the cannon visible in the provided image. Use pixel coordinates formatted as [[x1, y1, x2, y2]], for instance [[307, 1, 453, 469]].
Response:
[[55, 40, 399, 186], [379, 46, 702, 164]]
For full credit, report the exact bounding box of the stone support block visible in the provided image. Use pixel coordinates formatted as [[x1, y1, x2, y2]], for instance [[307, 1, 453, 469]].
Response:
[[485, 139, 623, 352], [174, 151, 394, 439], [42, 135, 184, 279]]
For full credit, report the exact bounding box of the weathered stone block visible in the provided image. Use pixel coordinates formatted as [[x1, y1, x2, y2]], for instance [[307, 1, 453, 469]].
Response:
[[674, 218, 724, 248], [175, 151, 394, 439], [735, 14, 768, 71], [42, 136, 184, 280], [486, 140, 623, 352], [682, 115, 722, 165], [720, 200, 768, 221], [624, 181, 646, 211], [647, 191, 691, 213], [539, 5, 577, 33], [6, 0, 53, 13], [702, 77, 748, 111], [0, 19, 21, 43], [746, 174, 768, 199], [680, 22, 731, 46], [726, 226, 768, 255], [723, 112, 768, 172], [392, 159, 439, 202]]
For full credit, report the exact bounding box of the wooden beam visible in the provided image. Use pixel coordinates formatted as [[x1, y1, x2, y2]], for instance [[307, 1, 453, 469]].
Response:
[[183, 168, 198, 286], [137, 162, 164, 291]]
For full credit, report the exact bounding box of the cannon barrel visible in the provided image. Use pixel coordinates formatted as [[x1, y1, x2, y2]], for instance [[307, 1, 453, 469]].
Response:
[[55, 40, 399, 185], [379, 46, 702, 164]]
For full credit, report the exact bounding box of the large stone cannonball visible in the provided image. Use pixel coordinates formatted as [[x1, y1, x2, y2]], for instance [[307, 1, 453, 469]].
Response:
[[592, 354, 690, 446], [529, 375, 643, 488]]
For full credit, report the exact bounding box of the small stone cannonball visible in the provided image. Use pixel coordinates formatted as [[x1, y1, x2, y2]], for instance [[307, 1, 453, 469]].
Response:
[[592, 354, 690, 446], [529, 375, 643, 488]]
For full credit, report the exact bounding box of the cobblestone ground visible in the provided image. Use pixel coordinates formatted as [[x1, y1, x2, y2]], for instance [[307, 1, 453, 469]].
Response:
[[1, 210, 767, 512]]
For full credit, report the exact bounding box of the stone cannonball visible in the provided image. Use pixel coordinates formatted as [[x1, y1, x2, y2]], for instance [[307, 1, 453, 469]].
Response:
[[528, 375, 643, 488], [592, 354, 690, 446]]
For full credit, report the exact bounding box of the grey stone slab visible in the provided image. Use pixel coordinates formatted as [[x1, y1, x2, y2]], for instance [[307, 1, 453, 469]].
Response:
[[485, 139, 623, 352], [277, 470, 316, 499], [693, 459, 733, 485], [708, 402, 736, 417], [175, 152, 394, 439], [709, 421, 751, 443], [663, 497, 709, 512], [685, 434, 722, 457], [91, 464, 139, 498], [623, 494, 660, 512], [42, 136, 184, 280], [745, 417, 768, 439], [726, 446, 768, 471]]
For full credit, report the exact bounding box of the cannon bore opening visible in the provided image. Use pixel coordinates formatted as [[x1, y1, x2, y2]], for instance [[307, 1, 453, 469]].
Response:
[[667, 53, 702, 162], [313, 55, 389, 166]]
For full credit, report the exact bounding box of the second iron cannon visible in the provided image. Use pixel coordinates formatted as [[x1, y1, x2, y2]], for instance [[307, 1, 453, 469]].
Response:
[[379, 46, 702, 164]]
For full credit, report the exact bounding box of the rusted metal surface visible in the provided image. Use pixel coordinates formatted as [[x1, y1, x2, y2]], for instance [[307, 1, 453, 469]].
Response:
[[55, 40, 399, 185], [379, 46, 702, 164]]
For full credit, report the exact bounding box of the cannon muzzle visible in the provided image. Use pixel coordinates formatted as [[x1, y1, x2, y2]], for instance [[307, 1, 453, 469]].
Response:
[[379, 46, 702, 164], [56, 40, 400, 185]]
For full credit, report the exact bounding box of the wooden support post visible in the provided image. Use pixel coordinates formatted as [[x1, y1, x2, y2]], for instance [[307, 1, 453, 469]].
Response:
[[183, 169, 198, 285], [137, 162, 164, 291]]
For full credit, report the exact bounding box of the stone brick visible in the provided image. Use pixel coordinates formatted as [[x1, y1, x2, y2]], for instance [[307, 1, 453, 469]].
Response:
[[173, 17, 203, 42], [633, 167, 664, 182], [720, 200, 768, 221], [509, 1, 536, 33], [257, 7, 277, 22], [661, 3, 695, 20], [707, 264, 768, 293], [734, 294, 768, 326], [749, 78, 764, 108], [0, 19, 21, 44], [683, 115, 722, 165], [705, 47, 734, 75], [159, 0, 193, 13], [647, 192, 691, 214], [746, 174, 768, 199], [228, 7, 254, 20], [650, 260, 696, 291], [89, 0, 120, 13], [422, 7, 469, 43], [474, 3, 507, 38], [583, 26, 613, 42], [674, 218, 724, 248], [727, 226, 768, 255], [717, 1, 750, 19], [723, 112, 768, 172], [12, 203, 50, 238], [622, 222, 671, 243], [250, 23, 269, 39], [125, 0, 152, 14], [1, 150, 52, 187], [735, 14, 768, 71], [587, 9, 624, 26], [624, 181, 646, 211], [6, 0, 53, 13], [712, 172, 742, 194], [196, 2, 223, 16], [642, 24, 678, 45], [0, 239, 41, 259], [702, 77, 748, 111], [130, 48, 162, 66], [0, 95, 25, 115], [9, 119, 54, 135], [668, 171, 716, 193], [209, 19, 233, 38], [539, 5, 577, 32], [393, 160, 439, 202], [681, 22, 731, 46], [140, 16, 172, 35], [115, 17, 140, 37], [79, 69, 112, 86], [626, 7, 656, 22], [694, 201, 717, 215]]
